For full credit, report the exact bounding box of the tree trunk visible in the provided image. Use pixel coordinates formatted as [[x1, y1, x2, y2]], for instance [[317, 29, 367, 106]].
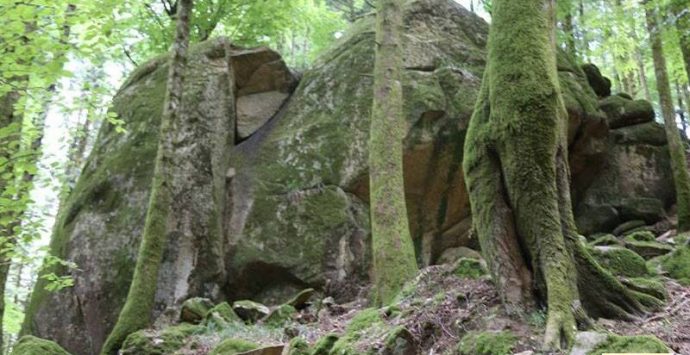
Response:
[[463, 0, 664, 350], [369, 0, 418, 305], [677, 81, 689, 142], [673, 0, 690, 83], [564, 10, 577, 59], [645, 0, 690, 232], [100, 1, 194, 353]]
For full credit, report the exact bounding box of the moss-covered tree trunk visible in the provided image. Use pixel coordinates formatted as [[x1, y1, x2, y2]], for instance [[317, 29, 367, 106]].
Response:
[[368, 0, 418, 305], [644, 0, 690, 232], [463, 0, 664, 350], [673, 0, 690, 84], [100, 1, 194, 353]]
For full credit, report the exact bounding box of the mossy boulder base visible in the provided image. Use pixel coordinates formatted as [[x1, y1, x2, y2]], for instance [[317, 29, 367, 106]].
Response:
[[22, 0, 678, 354]]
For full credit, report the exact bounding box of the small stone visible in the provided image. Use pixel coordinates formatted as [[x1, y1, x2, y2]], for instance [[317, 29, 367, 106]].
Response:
[[232, 300, 270, 323]]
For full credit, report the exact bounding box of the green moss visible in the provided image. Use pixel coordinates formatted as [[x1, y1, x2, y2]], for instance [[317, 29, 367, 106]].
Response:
[[621, 277, 668, 301], [11, 335, 71, 355], [330, 308, 384, 354], [205, 302, 242, 328], [381, 326, 414, 354], [180, 297, 214, 324], [456, 331, 517, 355], [454, 258, 486, 279], [624, 240, 674, 259], [624, 230, 656, 242], [587, 334, 669, 355], [309, 334, 339, 355], [662, 246, 690, 285], [589, 234, 621, 247], [232, 300, 270, 323], [120, 324, 201, 355], [264, 304, 297, 326], [209, 338, 258, 355], [286, 337, 310, 355], [591, 246, 649, 277]]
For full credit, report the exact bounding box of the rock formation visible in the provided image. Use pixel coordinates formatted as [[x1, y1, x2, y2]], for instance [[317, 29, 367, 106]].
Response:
[[22, 0, 675, 353]]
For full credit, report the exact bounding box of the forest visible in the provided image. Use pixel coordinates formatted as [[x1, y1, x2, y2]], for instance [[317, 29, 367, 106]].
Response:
[[1, 0, 690, 354]]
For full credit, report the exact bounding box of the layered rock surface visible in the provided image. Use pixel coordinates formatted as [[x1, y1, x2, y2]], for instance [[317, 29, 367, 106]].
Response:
[[23, 0, 676, 354]]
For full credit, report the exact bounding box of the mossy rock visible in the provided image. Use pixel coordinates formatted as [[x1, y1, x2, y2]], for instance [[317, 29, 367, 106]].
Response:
[[264, 304, 297, 326], [310, 334, 339, 355], [662, 246, 690, 285], [209, 338, 259, 355], [233, 300, 270, 323], [610, 122, 667, 146], [205, 302, 243, 328], [286, 288, 315, 310], [181, 297, 214, 324], [11, 336, 71, 355], [599, 95, 654, 129], [456, 331, 517, 355], [624, 239, 673, 259], [587, 334, 670, 355], [591, 246, 649, 277], [453, 257, 486, 279], [121, 323, 201, 355], [581, 63, 611, 97], [589, 234, 621, 247]]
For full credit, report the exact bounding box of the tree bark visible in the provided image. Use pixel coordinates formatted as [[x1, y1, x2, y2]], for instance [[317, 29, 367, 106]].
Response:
[[463, 0, 663, 350], [673, 0, 690, 84], [369, 0, 418, 305], [677, 81, 689, 142], [644, 0, 690, 232], [563, 1, 577, 59], [100, 1, 194, 353]]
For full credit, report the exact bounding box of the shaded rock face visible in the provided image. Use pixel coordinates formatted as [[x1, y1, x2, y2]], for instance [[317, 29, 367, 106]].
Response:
[[24, 0, 675, 354], [225, 0, 488, 305], [574, 93, 673, 236]]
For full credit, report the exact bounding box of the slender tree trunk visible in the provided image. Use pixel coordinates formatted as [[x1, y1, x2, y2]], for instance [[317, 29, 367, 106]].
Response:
[[579, 0, 590, 61], [645, 0, 690, 232], [100, 1, 193, 353], [673, 0, 690, 83], [677, 81, 689, 142], [564, 10, 577, 59], [369, 0, 418, 305], [464, 0, 663, 350]]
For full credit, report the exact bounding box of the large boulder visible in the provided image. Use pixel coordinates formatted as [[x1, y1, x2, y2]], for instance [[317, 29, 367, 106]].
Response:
[[225, 0, 489, 305], [22, 40, 297, 355]]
